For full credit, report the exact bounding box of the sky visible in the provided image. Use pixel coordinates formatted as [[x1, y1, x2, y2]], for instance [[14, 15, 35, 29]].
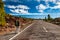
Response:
[[2, 0, 60, 19]]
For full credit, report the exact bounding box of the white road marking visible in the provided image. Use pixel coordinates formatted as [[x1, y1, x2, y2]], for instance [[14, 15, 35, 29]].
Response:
[[43, 27, 48, 32], [9, 23, 34, 40]]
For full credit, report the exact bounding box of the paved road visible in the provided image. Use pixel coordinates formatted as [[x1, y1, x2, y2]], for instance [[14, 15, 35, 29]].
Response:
[[9, 20, 60, 40], [0, 33, 16, 40]]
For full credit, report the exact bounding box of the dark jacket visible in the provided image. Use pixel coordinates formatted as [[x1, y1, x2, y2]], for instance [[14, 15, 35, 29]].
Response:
[[15, 20, 19, 27]]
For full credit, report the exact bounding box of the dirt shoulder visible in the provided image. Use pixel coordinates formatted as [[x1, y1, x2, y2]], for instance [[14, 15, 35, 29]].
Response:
[[0, 21, 34, 35]]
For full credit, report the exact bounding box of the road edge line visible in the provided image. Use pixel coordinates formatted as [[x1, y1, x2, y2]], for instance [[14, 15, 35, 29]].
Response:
[[9, 23, 34, 40]]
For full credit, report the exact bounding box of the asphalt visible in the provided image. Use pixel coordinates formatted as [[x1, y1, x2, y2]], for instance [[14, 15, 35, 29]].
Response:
[[0, 20, 60, 40], [9, 20, 60, 40], [0, 33, 16, 40]]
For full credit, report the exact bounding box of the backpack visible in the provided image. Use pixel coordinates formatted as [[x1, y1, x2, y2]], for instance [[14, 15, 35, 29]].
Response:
[[15, 20, 19, 27]]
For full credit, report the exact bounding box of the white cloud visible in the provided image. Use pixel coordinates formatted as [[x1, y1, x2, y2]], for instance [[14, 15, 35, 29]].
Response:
[[10, 9, 20, 13], [39, 4, 47, 9], [50, 2, 60, 9], [5, 5, 30, 14], [7, 5, 16, 9], [10, 9, 29, 14], [6, 5, 30, 9], [51, 5, 60, 9], [10, 9, 28, 14], [20, 9, 29, 13], [16, 5, 30, 9], [38, 10, 44, 13], [36, 4, 47, 12], [56, 2, 60, 5], [45, 0, 60, 9], [36, 1, 60, 12]]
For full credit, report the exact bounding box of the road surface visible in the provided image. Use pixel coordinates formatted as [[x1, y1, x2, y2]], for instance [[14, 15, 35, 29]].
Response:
[[9, 20, 60, 40], [0, 33, 16, 40]]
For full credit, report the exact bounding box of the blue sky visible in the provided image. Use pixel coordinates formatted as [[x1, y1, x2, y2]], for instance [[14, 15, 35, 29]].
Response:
[[2, 0, 60, 19]]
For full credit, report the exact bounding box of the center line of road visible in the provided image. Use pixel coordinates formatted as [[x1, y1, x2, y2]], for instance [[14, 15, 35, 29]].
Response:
[[43, 27, 48, 32], [9, 23, 34, 40]]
